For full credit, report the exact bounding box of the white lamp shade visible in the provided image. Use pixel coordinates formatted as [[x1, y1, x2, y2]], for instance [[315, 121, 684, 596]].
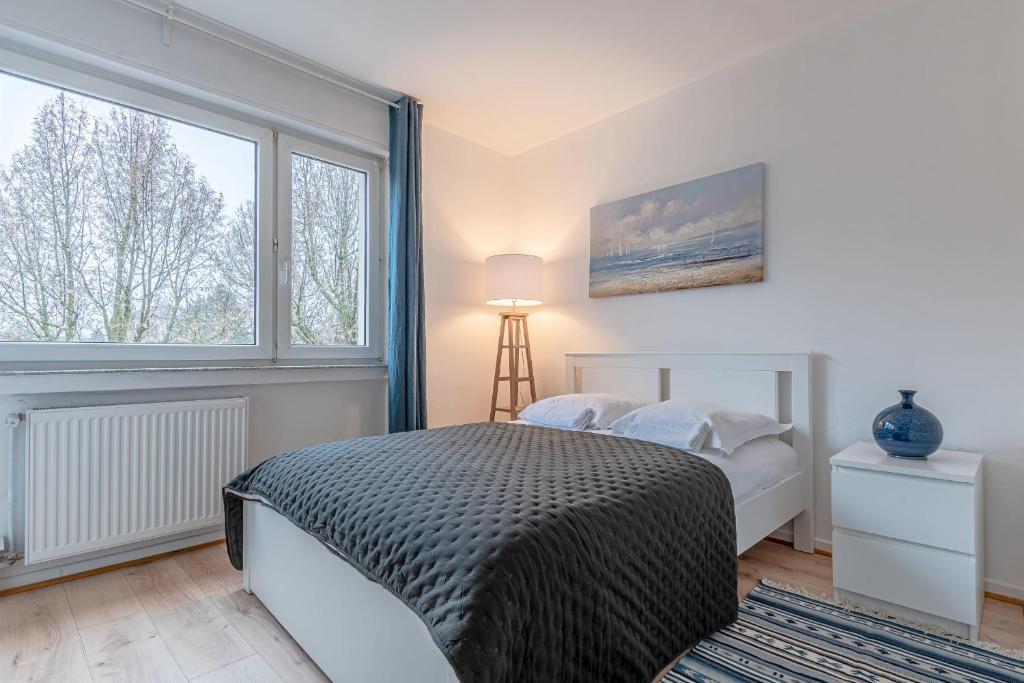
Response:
[[485, 254, 543, 306]]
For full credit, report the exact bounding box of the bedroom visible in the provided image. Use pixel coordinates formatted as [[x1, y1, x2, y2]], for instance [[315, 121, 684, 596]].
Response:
[[0, 0, 1021, 681]]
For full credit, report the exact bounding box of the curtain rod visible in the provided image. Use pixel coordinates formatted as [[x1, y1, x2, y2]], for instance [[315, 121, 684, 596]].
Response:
[[119, 0, 401, 109]]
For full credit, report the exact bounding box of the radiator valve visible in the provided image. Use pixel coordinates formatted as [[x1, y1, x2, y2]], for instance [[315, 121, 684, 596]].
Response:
[[0, 536, 22, 563]]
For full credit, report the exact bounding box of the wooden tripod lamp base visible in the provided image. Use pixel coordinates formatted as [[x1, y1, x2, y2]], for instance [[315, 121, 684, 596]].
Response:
[[489, 312, 537, 421], [484, 253, 542, 421]]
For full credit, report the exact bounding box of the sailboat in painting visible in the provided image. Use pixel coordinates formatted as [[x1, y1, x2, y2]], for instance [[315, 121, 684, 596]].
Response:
[[589, 163, 765, 297]]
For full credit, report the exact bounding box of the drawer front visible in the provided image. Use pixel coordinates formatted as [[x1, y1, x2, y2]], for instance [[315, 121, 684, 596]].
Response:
[[832, 466, 975, 553], [833, 530, 978, 625]]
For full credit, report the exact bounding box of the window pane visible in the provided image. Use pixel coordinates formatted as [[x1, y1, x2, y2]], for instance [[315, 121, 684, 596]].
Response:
[[290, 153, 366, 346], [0, 72, 257, 345]]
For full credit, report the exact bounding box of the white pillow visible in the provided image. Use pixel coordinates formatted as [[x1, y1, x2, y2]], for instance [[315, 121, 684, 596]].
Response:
[[520, 393, 648, 430], [610, 400, 790, 455], [609, 407, 710, 451]]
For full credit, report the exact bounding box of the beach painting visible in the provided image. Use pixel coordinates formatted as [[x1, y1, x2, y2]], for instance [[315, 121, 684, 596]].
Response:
[[589, 163, 765, 298]]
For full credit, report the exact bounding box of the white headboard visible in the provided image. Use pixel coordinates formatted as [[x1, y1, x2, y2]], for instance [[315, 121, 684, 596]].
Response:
[[565, 352, 813, 511]]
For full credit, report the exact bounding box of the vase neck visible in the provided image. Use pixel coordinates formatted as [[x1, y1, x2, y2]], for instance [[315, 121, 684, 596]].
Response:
[[899, 389, 917, 408]]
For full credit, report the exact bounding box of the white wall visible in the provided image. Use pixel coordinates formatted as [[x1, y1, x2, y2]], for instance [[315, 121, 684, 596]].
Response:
[[0, 0, 390, 152], [422, 125, 517, 426], [424, 0, 1024, 596]]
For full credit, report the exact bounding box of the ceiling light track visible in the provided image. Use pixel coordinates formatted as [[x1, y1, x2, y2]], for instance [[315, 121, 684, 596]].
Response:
[[119, 0, 401, 109]]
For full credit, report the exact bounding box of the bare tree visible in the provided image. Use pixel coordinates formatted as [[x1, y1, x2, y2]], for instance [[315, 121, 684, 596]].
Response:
[[0, 94, 93, 341], [217, 199, 256, 323], [180, 199, 256, 344], [84, 107, 224, 343], [290, 154, 363, 345]]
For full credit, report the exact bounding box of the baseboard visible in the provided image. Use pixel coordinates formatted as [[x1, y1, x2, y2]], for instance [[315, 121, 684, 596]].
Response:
[[0, 525, 224, 594], [767, 528, 832, 553], [986, 579, 1024, 605], [6, 524, 1023, 607]]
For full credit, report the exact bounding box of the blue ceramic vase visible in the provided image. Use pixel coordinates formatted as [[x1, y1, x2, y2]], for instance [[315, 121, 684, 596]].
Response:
[[872, 389, 943, 459]]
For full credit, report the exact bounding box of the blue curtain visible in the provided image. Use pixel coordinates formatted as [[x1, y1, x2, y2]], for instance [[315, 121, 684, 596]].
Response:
[[387, 97, 427, 432]]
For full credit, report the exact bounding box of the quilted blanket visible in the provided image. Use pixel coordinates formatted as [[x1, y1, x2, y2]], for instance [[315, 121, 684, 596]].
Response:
[[224, 422, 737, 683]]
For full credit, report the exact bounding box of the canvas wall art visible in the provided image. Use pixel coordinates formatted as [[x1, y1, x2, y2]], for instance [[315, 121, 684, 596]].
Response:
[[589, 162, 765, 298]]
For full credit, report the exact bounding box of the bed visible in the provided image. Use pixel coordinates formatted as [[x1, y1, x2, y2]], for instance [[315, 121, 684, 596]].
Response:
[[227, 352, 813, 683]]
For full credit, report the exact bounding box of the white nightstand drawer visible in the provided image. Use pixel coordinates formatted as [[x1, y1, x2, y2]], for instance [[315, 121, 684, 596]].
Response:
[[832, 465, 974, 553], [833, 530, 978, 625]]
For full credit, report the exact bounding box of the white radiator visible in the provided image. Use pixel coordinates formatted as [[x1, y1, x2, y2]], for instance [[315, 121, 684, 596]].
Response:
[[24, 397, 248, 565]]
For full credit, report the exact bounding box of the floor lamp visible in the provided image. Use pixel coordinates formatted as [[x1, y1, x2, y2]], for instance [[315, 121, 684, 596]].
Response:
[[485, 254, 542, 421]]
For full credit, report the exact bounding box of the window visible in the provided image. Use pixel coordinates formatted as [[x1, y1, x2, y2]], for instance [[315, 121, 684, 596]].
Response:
[[0, 54, 383, 364], [0, 72, 257, 347], [277, 138, 381, 360]]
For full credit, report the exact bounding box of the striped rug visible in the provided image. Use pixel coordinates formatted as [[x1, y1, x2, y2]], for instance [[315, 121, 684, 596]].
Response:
[[665, 581, 1024, 682]]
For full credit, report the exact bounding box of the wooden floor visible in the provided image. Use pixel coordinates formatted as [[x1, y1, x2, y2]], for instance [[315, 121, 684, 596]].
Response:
[[1, 539, 1021, 681]]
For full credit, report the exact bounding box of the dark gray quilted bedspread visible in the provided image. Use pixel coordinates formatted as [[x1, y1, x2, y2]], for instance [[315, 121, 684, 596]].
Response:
[[223, 422, 737, 683]]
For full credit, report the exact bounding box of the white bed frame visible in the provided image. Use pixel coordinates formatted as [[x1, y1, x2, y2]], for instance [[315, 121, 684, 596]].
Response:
[[242, 352, 814, 682], [565, 352, 814, 554]]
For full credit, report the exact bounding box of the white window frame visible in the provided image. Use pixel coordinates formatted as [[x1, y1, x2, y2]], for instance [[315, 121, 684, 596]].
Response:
[[275, 135, 384, 361], [0, 47, 386, 366]]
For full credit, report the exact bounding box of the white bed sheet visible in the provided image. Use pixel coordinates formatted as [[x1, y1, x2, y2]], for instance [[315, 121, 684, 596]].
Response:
[[510, 421, 799, 504]]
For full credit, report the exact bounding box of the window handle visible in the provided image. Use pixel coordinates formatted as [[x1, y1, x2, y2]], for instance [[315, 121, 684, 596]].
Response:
[[279, 259, 290, 286]]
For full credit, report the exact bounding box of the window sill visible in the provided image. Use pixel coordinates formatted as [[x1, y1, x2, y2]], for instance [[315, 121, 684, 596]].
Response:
[[0, 364, 387, 395]]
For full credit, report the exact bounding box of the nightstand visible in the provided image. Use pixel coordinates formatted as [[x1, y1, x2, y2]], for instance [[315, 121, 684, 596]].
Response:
[[831, 441, 984, 639]]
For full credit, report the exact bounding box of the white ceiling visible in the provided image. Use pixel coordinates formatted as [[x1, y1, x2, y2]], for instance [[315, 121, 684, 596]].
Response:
[[187, 0, 886, 156]]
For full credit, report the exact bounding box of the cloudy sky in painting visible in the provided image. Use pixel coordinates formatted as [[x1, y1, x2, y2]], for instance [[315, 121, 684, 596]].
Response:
[[590, 163, 764, 257]]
